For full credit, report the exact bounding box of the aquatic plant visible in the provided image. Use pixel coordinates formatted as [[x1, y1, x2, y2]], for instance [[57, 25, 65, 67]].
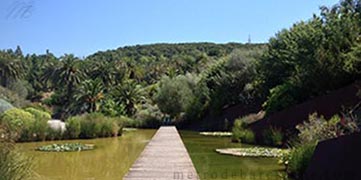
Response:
[[36, 143, 95, 152]]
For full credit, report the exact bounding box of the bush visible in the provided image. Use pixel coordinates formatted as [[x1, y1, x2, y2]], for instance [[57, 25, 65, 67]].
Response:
[[70, 113, 124, 139], [0, 108, 35, 141], [24, 103, 52, 114], [30, 118, 48, 141], [79, 114, 102, 139], [99, 118, 120, 137], [134, 103, 164, 128], [296, 113, 339, 144], [121, 116, 142, 128], [24, 107, 51, 120], [262, 127, 283, 147], [287, 142, 317, 179], [0, 99, 13, 114], [46, 127, 63, 141], [263, 81, 300, 114], [65, 117, 81, 139], [231, 117, 255, 144]]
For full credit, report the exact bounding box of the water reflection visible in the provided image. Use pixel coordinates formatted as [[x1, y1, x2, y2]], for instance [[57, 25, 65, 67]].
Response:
[[180, 131, 289, 180], [16, 129, 156, 180]]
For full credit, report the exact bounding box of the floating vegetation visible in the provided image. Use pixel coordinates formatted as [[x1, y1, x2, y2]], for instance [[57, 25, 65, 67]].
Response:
[[199, 132, 232, 137], [36, 143, 95, 152], [123, 128, 138, 132], [216, 147, 289, 158]]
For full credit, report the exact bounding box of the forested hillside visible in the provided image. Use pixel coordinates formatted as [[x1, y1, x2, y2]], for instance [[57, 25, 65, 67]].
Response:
[[0, 42, 266, 126]]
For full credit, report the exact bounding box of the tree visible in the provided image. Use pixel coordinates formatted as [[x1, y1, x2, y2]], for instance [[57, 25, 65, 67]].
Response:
[[0, 56, 24, 87], [111, 80, 143, 116], [14, 46, 23, 58], [87, 60, 126, 88], [49, 54, 84, 98], [155, 75, 195, 119], [74, 79, 104, 113]]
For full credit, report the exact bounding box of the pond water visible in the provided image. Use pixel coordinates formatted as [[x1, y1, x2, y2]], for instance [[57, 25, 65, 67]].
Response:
[[16, 129, 288, 180], [180, 131, 288, 180], [16, 129, 156, 180]]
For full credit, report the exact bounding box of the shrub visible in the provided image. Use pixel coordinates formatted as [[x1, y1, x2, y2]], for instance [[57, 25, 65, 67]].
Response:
[[262, 127, 283, 147], [65, 117, 81, 139], [296, 113, 339, 144], [231, 117, 255, 144], [71, 113, 124, 139], [24, 118, 48, 141], [0, 108, 35, 140], [0, 99, 13, 114], [287, 142, 317, 179], [24, 103, 52, 114], [24, 107, 51, 120], [263, 81, 300, 114], [99, 118, 120, 137], [46, 127, 63, 141], [79, 114, 102, 139], [134, 103, 164, 128]]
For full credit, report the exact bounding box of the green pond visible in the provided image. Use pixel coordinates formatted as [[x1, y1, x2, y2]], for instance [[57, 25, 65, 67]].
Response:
[[180, 131, 288, 180], [16, 129, 156, 180], [16, 129, 287, 180]]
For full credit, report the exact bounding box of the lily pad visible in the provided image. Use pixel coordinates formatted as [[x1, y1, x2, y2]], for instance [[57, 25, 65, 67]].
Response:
[[216, 147, 289, 158], [36, 143, 95, 152]]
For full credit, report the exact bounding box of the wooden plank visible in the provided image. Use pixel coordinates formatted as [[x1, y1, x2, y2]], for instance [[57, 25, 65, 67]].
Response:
[[124, 126, 199, 180]]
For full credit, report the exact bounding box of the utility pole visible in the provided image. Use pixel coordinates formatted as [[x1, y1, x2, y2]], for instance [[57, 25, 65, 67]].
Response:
[[248, 34, 251, 44]]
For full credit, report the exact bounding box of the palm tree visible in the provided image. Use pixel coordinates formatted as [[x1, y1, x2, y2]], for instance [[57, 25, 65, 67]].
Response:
[[87, 60, 126, 88], [0, 57, 24, 87], [50, 54, 84, 98], [111, 80, 143, 115], [74, 79, 104, 113]]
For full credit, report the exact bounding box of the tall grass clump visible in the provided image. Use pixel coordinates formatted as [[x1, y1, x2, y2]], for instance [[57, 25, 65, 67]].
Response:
[[287, 142, 317, 179], [263, 127, 283, 147], [68, 113, 124, 139], [0, 125, 33, 180], [231, 117, 255, 144]]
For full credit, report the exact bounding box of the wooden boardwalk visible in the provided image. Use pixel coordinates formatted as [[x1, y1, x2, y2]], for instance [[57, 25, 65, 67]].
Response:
[[124, 126, 199, 180]]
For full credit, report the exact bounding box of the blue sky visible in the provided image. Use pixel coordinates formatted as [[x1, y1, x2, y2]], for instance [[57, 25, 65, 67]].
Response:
[[0, 0, 338, 57]]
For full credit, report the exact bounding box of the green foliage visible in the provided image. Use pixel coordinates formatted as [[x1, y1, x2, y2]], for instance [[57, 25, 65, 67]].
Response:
[[0, 108, 35, 140], [70, 113, 124, 139], [134, 103, 164, 128], [37, 143, 94, 152], [65, 117, 81, 139], [231, 117, 255, 144], [203, 49, 260, 114], [24, 107, 51, 120], [155, 74, 195, 118], [0, 99, 13, 114], [29, 118, 48, 141], [0, 86, 28, 108], [296, 113, 339, 144], [262, 127, 283, 147], [263, 81, 300, 114], [287, 142, 317, 179], [0, 143, 33, 180], [99, 98, 126, 117], [74, 79, 104, 113], [111, 80, 143, 116], [0, 54, 24, 87], [258, 0, 361, 113]]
